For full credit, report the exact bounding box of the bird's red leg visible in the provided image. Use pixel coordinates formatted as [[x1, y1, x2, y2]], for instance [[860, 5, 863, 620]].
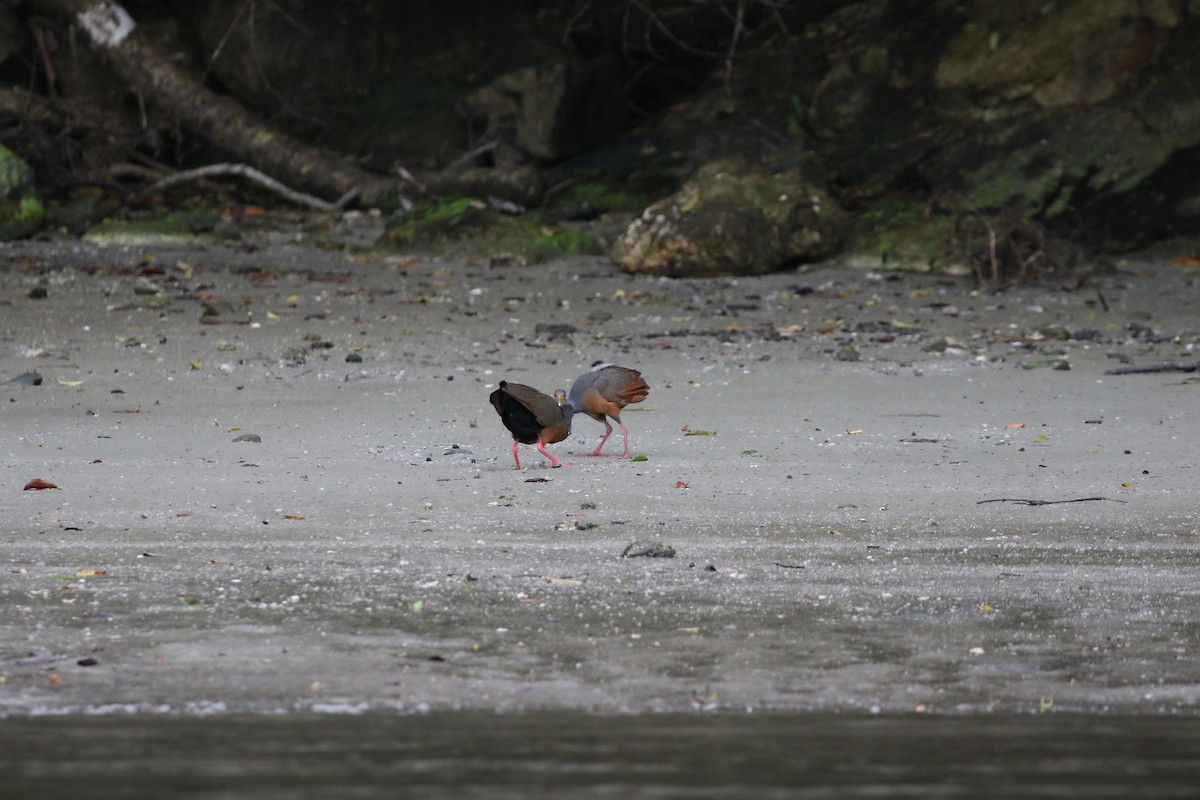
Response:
[[585, 420, 614, 456], [618, 422, 632, 458], [538, 440, 569, 467], [511, 440, 522, 470]]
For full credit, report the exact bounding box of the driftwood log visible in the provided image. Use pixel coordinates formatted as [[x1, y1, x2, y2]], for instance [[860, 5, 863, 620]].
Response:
[[30, 0, 400, 206]]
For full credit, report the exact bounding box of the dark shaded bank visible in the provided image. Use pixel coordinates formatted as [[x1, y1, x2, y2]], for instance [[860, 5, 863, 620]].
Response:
[[3, 712, 1199, 799]]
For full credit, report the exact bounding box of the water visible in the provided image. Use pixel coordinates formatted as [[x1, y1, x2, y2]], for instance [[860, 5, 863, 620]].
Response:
[[3, 712, 1198, 798]]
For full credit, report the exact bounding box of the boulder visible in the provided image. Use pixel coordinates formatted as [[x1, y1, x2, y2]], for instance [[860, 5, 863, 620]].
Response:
[[611, 158, 841, 277]]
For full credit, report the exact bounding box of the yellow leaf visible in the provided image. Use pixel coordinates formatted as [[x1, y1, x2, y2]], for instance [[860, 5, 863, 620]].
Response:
[[1121, 482, 1135, 489], [75, 569, 106, 577], [266, 310, 280, 320], [977, 603, 995, 612], [678, 626, 700, 634], [57, 378, 85, 387], [545, 576, 584, 585], [190, 359, 202, 370], [847, 429, 863, 435]]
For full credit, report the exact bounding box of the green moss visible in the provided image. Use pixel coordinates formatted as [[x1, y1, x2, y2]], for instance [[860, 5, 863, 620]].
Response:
[[0, 144, 34, 195], [555, 183, 648, 212], [380, 197, 601, 263], [16, 195, 44, 225], [424, 197, 482, 223], [529, 228, 602, 260], [381, 198, 495, 248]]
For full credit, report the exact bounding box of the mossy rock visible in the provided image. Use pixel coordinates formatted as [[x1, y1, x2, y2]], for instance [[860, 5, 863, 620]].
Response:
[[611, 158, 841, 277]]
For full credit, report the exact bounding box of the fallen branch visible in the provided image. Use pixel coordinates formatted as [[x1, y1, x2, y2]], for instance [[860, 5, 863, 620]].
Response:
[[33, 0, 401, 205], [976, 497, 1126, 506], [1104, 363, 1197, 375], [150, 163, 333, 210]]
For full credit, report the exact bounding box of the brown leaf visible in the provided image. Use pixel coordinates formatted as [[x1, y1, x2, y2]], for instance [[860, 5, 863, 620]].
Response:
[[23, 478, 59, 491]]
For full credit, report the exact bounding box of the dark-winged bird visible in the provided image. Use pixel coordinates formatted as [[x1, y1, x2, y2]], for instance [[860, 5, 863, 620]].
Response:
[[489, 380, 573, 469]]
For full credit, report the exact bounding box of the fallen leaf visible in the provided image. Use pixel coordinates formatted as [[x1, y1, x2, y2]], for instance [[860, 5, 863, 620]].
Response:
[[23, 478, 59, 491], [1005, 421, 1026, 429], [282, 514, 305, 520], [676, 481, 689, 489], [75, 569, 107, 577], [545, 576, 585, 586], [847, 429, 863, 435], [56, 378, 85, 387]]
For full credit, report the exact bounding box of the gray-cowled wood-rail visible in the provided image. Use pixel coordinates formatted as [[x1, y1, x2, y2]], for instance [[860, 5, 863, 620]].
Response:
[[489, 380, 574, 469], [564, 363, 650, 458]]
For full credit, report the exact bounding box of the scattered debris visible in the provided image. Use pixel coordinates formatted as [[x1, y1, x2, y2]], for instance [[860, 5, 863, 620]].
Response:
[[1104, 363, 1197, 375], [6, 371, 43, 386], [976, 497, 1126, 506], [622, 541, 676, 558]]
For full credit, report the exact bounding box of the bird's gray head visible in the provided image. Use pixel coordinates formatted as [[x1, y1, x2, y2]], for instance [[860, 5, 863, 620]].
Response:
[[554, 389, 574, 432]]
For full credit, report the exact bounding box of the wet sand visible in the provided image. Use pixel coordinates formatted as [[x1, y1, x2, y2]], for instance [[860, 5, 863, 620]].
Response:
[[2, 224, 1198, 720]]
